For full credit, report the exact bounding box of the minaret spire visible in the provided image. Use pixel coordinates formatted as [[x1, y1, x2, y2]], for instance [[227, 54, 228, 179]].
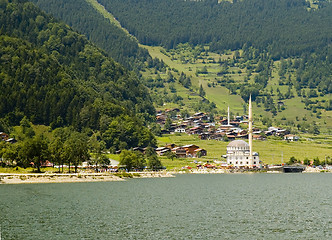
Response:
[[227, 106, 230, 126], [248, 95, 253, 167]]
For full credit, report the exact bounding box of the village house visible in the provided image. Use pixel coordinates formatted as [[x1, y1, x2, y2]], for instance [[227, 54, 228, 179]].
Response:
[[5, 138, 16, 144], [165, 143, 177, 149], [174, 127, 186, 133], [253, 134, 266, 140], [155, 147, 171, 156], [194, 148, 207, 157], [187, 126, 204, 135], [284, 134, 299, 141], [0, 132, 9, 141], [182, 144, 200, 157], [172, 147, 187, 158]]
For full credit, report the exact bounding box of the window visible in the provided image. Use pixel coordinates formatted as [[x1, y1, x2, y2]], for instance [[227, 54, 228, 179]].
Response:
[[240, 161, 242, 164], [246, 162, 248, 164], [254, 161, 256, 164], [236, 161, 238, 164]]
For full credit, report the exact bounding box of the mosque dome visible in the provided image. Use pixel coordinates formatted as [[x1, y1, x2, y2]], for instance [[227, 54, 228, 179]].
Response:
[[227, 140, 249, 149]]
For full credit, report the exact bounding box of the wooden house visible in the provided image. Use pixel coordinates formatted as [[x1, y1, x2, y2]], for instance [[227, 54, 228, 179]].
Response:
[[182, 144, 200, 157]]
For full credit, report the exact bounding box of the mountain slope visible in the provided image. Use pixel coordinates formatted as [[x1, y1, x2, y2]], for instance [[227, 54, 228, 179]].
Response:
[[30, 0, 151, 70], [97, 0, 332, 58], [0, 0, 155, 130]]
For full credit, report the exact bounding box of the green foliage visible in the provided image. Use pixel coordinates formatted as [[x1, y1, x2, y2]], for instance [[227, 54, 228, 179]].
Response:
[[98, 0, 332, 59], [199, 84, 206, 97], [63, 131, 90, 173], [20, 135, 50, 172], [313, 157, 320, 166], [102, 115, 156, 152], [303, 157, 310, 165], [31, 0, 151, 70], [146, 148, 163, 170], [165, 151, 177, 161], [0, 0, 155, 131], [119, 150, 145, 171], [287, 156, 299, 165]]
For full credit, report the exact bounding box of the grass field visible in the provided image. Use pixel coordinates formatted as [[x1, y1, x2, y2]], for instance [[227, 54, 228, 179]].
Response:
[[0, 166, 58, 174], [158, 134, 332, 166]]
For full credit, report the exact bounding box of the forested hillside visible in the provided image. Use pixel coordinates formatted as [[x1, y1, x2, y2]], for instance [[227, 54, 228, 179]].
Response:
[[98, 0, 332, 57], [0, 0, 155, 133], [30, 0, 152, 70]]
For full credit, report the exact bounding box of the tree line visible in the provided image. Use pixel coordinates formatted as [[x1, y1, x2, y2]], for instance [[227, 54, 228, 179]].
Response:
[[0, 117, 161, 172]]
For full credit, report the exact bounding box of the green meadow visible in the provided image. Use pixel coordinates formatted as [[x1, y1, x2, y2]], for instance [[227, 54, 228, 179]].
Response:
[[158, 134, 332, 166]]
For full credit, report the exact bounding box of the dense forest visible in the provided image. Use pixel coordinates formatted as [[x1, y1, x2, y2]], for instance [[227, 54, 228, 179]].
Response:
[[97, 0, 332, 57], [0, 0, 156, 150], [30, 0, 152, 70]]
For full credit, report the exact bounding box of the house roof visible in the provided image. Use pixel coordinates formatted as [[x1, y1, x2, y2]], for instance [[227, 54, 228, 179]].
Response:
[[182, 144, 199, 148]]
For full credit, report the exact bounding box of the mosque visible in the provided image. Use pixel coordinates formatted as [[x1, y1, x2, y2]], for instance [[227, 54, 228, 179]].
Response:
[[225, 96, 260, 168], [225, 140, 260, 168]]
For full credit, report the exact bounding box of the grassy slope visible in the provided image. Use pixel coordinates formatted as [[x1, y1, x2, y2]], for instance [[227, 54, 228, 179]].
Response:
[[142, 45, 245, 113]]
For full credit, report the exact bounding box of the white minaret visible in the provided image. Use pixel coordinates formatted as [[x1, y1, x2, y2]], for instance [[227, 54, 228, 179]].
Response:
[[227, 106, 230, 126], [248, 95, 253, 167]]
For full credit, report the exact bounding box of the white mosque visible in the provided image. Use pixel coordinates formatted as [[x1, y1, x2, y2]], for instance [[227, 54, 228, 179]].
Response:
[[226, 140, 260, 168], [225, 96, 260, 168]]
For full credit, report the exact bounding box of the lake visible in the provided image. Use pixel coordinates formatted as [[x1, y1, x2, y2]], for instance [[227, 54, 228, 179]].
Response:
[[0, 173, 331, 239]]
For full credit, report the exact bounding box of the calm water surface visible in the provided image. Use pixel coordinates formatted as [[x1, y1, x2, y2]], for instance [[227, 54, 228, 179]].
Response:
[[0, 174, 331, 239]]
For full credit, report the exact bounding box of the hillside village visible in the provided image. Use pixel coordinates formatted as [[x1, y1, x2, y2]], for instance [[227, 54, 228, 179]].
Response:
[[157, 108, 298, 144]]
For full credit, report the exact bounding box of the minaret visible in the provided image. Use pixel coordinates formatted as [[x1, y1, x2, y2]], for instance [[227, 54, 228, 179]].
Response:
[[227, 106, 230, 126], [248, 95, 253, 167]]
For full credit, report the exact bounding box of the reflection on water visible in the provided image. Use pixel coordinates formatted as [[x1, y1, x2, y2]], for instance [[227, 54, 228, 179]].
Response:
[[0, 174, 331, 239]]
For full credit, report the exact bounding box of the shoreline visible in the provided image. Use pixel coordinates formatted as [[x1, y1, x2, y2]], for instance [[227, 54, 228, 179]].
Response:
[[0, 171, 175, 184], [1, 168, 330, 184]]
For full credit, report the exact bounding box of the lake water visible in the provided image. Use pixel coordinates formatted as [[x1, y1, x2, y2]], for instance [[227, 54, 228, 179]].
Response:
[[0, 173, 331, 239]]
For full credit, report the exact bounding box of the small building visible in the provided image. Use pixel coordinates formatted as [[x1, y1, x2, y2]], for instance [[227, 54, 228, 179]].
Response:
[[174, 127, 186, 133], [0, 132, 9, 141], [5, 138, 16, 144], [182, 144, 200, 157], [253, 134, 265, 140], [194, 148, 207, 157], [155, 147, 170, 156], [284, 134, 299, 141], [133, 147, 145, 153]]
